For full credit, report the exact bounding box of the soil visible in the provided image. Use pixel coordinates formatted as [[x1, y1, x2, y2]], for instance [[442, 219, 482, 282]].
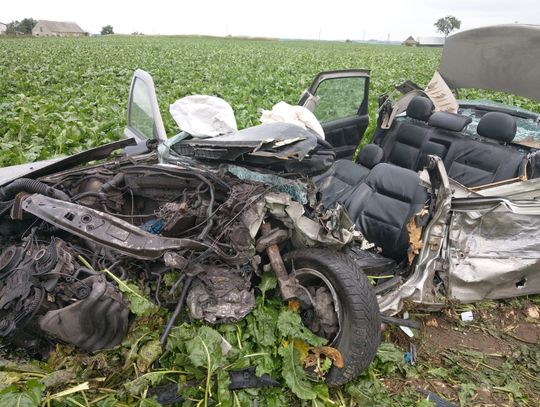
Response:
[[383, 300, 540, 406]]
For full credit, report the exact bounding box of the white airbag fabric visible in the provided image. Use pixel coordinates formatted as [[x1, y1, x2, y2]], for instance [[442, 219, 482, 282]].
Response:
[[260, 101, 325, 139], [170, 95, 238, 138]]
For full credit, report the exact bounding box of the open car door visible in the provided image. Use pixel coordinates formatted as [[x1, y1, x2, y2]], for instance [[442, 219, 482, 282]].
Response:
[[124, 69, 167, 150], [299, 70, 370, 159]]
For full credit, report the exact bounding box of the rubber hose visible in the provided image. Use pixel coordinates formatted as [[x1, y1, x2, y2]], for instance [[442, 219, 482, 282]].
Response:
[[0, 178, 70, 201]]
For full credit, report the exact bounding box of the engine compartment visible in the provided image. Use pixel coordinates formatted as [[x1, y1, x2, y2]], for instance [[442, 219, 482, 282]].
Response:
[[0, 159, 352, 354]]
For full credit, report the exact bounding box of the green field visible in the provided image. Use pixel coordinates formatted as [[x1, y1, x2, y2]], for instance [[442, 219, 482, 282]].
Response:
[[3, 35, 538, 168], [1, 36, 540, 407]]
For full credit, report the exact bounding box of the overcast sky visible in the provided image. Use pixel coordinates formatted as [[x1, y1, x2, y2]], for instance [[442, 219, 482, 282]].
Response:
[[3, 0, 539, 40]]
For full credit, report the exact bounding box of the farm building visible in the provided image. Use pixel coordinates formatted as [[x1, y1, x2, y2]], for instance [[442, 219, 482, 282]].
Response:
[[417, 36, 445, 47], [32, 20, 85, 37], [0, 22, 7, 35], [402, 36, 419, 46]]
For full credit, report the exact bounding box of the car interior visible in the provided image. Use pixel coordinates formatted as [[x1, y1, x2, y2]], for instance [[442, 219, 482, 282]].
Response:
[[315, 95, 533, 263]]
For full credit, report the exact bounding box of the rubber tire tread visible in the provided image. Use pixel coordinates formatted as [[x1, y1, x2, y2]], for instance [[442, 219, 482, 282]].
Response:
[[283, 248, 380, 386]]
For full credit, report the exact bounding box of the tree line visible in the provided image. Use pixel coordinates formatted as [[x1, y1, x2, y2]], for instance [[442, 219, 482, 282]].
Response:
[[4, 18, 37, 35]]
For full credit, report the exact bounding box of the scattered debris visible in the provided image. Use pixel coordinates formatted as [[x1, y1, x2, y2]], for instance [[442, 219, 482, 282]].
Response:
[[417, 388, 458, 407], [228, 367, 280, 390], [460, 311, 474, 322], [525, 304, 539, 319]]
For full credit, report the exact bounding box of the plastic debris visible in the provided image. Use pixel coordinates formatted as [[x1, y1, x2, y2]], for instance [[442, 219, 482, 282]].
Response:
[[460, 311, 474, 322], [140, 219, 165, 234], [228, 367, 280, 390], [417, 388, 458, 407], [400, 325, 415, 338]]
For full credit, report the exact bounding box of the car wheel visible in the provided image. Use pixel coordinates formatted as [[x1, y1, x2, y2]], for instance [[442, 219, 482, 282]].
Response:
[[283, 248, 380, 386]]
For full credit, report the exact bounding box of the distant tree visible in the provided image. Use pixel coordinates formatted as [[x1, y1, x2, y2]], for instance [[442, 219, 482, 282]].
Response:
[[5, 18, 37, 35], [18, 18, 37, 34], [101, 25, 114, 35], [434, 16, 461, 37], [5, 21, 19, 35]]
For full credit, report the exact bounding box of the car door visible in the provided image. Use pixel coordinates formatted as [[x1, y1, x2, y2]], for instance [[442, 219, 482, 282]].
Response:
[[124, 69, 167, 148], [299, 70, 370, 159]]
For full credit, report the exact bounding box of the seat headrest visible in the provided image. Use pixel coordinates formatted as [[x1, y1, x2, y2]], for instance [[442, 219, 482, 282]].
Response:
[[406, 97, 434, 122], [357, 144, 384, 169], [428, 111, 472, 132], [477, 112, 517, 143]]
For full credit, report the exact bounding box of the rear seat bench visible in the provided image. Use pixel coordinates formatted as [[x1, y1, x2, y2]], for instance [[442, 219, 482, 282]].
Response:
[[371, 97, 527, 187], [444, 112, 527, 187]]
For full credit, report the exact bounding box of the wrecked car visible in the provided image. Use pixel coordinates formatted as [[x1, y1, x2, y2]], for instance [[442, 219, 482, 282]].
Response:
[[1, 24, 540, 387]]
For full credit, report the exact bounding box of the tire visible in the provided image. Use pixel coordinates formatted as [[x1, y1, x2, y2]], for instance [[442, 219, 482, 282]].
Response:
[[283, 248, 380, 386]]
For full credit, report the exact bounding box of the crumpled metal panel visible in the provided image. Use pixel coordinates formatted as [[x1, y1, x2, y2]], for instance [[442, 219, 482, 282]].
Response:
[[448, 201, 540, 302], [241, 191, 355, 248]]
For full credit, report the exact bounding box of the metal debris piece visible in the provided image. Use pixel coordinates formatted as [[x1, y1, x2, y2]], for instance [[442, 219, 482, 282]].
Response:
[[186, 265, 255, 324], [228, 367, 280, 390]]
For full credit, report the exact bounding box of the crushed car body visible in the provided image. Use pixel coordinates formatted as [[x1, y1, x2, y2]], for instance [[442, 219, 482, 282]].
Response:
[[1, 24, 540, 385]]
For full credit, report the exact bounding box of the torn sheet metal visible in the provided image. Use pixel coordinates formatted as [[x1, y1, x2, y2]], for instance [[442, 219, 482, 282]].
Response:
[[241, 191, 355, 248], [447, 200, 540, 302], [380, 90, 426, 129]]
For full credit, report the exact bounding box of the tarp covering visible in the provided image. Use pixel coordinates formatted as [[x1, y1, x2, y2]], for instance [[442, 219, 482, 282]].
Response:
[[439, 25, 540, 102]]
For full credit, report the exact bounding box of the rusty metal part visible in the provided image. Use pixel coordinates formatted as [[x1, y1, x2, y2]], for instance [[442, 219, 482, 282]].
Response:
[[261, 223, 305, 303], [406, 208, 428, 264], [255, 228, 289, 253], [10, 193, 29, 220]]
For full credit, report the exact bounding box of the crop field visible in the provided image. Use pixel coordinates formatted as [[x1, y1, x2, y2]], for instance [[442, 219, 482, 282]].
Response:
[[2, 36, 539, 167], [1, 36, 540, 406]]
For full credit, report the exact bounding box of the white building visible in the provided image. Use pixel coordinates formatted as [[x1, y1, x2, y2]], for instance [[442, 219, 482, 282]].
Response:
[[417, 36, 445, 47]]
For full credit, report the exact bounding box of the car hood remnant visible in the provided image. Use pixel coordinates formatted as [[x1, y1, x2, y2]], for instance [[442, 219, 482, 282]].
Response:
[[169, 122, 335, 175], [440, 25, 540, 102]]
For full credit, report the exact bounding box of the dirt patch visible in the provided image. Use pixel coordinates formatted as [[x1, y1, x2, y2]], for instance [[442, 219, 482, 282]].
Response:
[[382, 300, 540, 406], [420, 316, 514, 356]]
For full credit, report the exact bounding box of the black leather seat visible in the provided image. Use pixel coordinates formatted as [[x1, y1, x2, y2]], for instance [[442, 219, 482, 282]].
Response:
[[378, 96, 434, 170], [343, 163, 429, 261], [446, 112, 527, 187], [314, 144, 384, 207]]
